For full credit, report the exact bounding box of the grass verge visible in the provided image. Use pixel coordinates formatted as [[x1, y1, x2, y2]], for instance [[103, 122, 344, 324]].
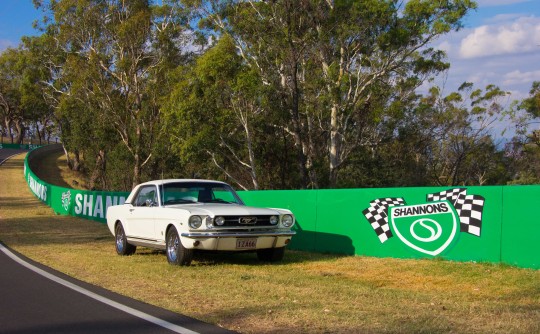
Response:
[[1, 153, 539, 333]]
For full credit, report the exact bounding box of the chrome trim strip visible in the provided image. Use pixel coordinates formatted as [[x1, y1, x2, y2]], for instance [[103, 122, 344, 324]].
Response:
[[127, 237, 166, 250], [204, 225, 281, 230], [180, 231, 296, 239]]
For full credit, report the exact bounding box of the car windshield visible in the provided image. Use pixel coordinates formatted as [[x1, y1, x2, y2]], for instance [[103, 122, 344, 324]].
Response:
[[160, 182, 244, 206]]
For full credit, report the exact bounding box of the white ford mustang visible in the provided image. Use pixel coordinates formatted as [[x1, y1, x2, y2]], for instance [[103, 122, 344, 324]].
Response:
[[106, 179, 296, 265]]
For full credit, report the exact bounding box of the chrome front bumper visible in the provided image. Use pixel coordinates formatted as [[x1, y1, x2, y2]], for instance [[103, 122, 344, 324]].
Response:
[[180, 230, 296, 239]]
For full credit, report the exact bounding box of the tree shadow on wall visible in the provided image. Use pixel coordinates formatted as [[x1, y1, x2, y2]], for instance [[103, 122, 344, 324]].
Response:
[[289, 221, 355, 255], [29, 144, 72, 189]]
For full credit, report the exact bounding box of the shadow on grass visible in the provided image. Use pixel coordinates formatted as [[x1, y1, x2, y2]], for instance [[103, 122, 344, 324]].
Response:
[[189, 249, 348, 267], [0, 196, 49, 211], [0, 158, 26, 170], [0, 216, 112, 247], [127, 247, 348, 266]]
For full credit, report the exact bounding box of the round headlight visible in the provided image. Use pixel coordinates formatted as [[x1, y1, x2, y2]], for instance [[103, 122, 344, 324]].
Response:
[[215, 216, 225, 226], [281, 214, 294, 228], [189, 215, 202, 229], [270, 216, 278, 225]]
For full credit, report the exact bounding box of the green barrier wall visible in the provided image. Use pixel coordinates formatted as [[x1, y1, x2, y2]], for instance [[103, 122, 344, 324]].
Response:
[[24, 145, 129, 223], [1, 143, 42, 150], [24, 146, 539, 269], [501, 186, 540, 269]]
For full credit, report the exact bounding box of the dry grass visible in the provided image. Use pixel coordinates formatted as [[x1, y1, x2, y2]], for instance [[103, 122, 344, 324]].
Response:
[[1, 153, 539, 333]]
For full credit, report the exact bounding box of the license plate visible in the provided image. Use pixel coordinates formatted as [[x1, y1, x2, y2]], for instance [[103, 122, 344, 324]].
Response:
[[236, 238, 257, 249]]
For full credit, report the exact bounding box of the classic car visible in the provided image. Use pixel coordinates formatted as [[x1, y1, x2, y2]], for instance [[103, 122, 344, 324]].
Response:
[[106, 179, 295, 266]]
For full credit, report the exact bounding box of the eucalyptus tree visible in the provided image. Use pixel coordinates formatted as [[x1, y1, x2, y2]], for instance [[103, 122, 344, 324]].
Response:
[[515, 81, 540, 144], [0, 44, 52, 145], [165, 35, 274, 190], [189, 0, 477, 188], [0, 48, 21, 143], [312, 0, 476, 186], [412, 83, 510, 186], [19, 36, 56, 145], [506, 81, 540, 184], [36, 0, 190, 188]]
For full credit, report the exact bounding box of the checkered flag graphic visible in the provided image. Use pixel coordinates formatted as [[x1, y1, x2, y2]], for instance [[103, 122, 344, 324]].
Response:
[[363, 198, 406, 243], [427, 188, 467, 204], [427, 188, 485, 236]]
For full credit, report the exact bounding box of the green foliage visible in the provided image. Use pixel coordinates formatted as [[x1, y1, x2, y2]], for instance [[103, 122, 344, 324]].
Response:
[[519, 81, 540, 118], [6, 0, 539, 188], [29, 0, 190, 190]]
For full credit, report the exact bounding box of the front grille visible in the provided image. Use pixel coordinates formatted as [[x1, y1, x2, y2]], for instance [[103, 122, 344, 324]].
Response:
[[219, 215, 275, 227]]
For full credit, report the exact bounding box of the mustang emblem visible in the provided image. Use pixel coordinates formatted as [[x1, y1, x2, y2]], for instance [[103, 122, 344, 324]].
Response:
[[239, 217, 257, 225]]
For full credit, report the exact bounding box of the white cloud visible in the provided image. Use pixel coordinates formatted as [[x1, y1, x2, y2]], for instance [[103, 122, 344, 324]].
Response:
[[459, 16, 540, 58], [503, 69, 540, 86], [476, 0, 532, 6], [0, 39, 15, 52]]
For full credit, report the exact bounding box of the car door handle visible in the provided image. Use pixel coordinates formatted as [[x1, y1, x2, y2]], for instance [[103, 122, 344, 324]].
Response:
[[129, 209, 135, 212]]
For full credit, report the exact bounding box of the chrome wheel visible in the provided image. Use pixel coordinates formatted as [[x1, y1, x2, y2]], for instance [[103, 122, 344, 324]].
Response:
[[166, 227, 193, 266], [167, 232, 179, 262], [116, 226, 125, 253], [115, 223, 136, 256]]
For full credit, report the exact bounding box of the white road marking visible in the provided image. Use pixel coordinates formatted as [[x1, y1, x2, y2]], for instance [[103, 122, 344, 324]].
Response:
[[1, 150, 201, 333], [0, 152, 25, 166], [0, 239, 200, 334]]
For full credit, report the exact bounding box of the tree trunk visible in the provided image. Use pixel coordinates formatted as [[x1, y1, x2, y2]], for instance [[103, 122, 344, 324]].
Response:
[[89, 149, 106, 190], [62, 145, 73, 170], [35, 122, 43, 145], [4, 118, 14, 143], [329, 103, 340, 188], [72, 150, 81, 172], [132, 121, 142, 188], [14, 120, 25, 144], [244, 121, 259, 190], [283, 64, 311, 188], [133, 152, 140, 189]]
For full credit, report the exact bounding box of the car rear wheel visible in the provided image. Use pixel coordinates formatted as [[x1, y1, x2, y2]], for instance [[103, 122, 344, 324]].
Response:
[[166, 226, 193, 266], [257, 247, 285, 262], [115, 223, 136, 256]]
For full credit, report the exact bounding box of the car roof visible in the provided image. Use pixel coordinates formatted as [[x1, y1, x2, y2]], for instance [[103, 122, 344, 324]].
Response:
[[137, 179, 229, 187]]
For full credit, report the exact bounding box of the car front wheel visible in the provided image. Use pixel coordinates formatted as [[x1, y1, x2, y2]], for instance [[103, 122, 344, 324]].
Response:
[[115, 222, 136, 256], [166, 226, 193, 266], [257, 247, 285, 262]]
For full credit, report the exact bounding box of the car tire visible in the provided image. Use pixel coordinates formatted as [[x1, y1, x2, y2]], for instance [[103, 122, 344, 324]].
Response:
[[257, 247, 285, 262], [115, 222, 136, 256], [166, 226, 193, 266]]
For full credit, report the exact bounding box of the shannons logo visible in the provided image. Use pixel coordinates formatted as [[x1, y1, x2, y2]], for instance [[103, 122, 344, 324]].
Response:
[[362, 188, 485, 256], [61, 190, 71, 212]]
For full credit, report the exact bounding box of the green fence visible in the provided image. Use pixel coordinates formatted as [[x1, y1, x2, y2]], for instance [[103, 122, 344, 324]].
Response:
[[24, 146, 539, 269], [24, 145, 129, 223], [1, 143, 42, 150]]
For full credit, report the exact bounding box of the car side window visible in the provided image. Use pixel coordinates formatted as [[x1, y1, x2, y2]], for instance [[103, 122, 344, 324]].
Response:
[[135, 186, 158, 207]]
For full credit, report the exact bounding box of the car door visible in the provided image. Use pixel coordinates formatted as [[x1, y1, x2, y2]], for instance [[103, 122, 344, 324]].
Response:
[[126, 185, 158, 241]]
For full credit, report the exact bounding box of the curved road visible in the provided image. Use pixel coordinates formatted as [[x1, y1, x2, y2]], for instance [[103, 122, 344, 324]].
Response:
[[0, 149, 236, 334]]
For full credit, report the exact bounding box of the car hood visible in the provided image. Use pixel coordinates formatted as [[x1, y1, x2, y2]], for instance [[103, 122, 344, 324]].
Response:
[[165, 203, 289, 216]]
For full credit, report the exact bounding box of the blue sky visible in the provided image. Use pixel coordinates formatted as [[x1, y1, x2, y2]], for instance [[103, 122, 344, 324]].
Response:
[[0, 1, 42, 50], [435, 0, 540, 99], [1, 1, 539, 116]]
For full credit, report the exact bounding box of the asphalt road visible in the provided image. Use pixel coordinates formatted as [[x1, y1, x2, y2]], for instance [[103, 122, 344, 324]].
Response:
[[0, 148, 27, 164], [0, 149, 236, 334]]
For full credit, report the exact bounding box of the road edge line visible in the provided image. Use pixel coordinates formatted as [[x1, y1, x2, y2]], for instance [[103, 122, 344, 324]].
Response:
[[0, 243, 200, 334]]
